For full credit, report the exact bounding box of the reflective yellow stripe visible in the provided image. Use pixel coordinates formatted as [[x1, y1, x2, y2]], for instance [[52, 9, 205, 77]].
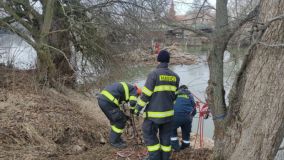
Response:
[[120, 82, 129, 101], [161, 145, 171, 152], [129, 106, 135, 109], [129, 96, 137, 101], [143, 110, 174, 118], [177, 94, 189, 99], [154, 85, 177, 92], [137, 99, 147, 107], [111, 125, 123, 133], [142, 87, 153, 96], [101, 90, 119, 107], [147, 143, 160, 152]]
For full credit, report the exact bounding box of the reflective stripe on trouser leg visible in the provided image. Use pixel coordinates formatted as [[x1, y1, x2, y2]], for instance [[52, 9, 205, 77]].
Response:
[[182, 140, 190, 144], [159, 121, 173, 160], [111, 125, 123, 133], [147, 143, 160, 152], [142, 119, 161, 160]]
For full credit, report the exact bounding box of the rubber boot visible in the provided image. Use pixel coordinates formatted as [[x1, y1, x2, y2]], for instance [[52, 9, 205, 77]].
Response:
[[170, 140, 180, 152], [180, 142, 190, 150], [143, 151, 161, 160], [109, 131, 127, 149]]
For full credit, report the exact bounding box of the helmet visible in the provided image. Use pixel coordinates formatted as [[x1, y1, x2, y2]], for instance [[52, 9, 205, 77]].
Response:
[[134, 84, 142, 95]]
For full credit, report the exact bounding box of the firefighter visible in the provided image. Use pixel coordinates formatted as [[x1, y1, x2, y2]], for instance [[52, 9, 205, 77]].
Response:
[[135, 50, 180, 160], [97, 82, 141, 148], [170, 85, 196, 151]]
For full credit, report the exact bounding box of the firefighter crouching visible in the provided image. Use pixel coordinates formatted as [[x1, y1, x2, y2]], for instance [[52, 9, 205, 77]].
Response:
[[135, 50, 180, 160], [171, 85, 196, 151], [97, 82, 141, 148]]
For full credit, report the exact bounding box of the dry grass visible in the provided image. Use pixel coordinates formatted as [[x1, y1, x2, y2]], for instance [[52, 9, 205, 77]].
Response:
[[0, 67, 109, 159]]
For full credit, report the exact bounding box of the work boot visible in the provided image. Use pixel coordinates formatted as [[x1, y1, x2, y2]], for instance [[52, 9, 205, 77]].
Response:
[[170, 140, 180, 152], [110, 141, 127, 149], [180, 142, 190, 150], [109, 131, 127, 149]]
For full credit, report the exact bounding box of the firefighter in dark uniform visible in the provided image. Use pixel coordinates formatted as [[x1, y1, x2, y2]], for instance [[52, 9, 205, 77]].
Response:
[[97, 82, 141, 148], [135, 50, 180, 160], [170, 85, 196, 151]]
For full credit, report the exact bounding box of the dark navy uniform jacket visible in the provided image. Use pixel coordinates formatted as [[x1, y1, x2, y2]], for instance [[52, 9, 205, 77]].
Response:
[[99, 82, 138, 109], [136, 63, 180, 124], [174, 89, 196, 117]]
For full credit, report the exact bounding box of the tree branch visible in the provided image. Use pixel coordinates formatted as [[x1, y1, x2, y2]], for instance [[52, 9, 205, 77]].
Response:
[[22, 0, 42, 23], [0, 1, 33, 32], [258, 42, 284, 48], [159, 18, 211, 38], [194, 0, 208, 25], [42, 43, 76, 72], [0, 21, 36, 48], [263, 14, 284, 29], [0, 16, 15, 24], [228, 4, 260, 39]]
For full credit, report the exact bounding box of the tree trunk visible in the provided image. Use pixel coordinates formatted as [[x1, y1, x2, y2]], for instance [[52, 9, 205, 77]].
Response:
[[48, 1, 75, 86], [37, 0, 56, 84], [37, 0, 75, 86], [213, 0, 284, 159], [207, 0, 230, 158]]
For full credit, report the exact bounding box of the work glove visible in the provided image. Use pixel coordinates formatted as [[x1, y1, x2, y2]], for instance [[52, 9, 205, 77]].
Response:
[[134, 105, 143, 116]]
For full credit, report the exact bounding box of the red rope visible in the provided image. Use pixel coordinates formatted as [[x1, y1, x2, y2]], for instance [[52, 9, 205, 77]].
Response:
[[194, 100, 209, 148]]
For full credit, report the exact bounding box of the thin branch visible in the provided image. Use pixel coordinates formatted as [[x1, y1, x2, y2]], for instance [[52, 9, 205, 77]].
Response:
[[23, 0, 42, 22], [264, 14, 284, 28], [279, 147, 284, 151], [48, 28, 70, 35], [194, 0, 208, 25], [159, 18, 211, 38], [228, 4, 260, 39], [42, 43, 76, 72], [258, 42, 284, 48]]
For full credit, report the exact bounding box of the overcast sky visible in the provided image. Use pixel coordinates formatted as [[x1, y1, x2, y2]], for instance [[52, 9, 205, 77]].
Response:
[[174, 0, 216, 15]]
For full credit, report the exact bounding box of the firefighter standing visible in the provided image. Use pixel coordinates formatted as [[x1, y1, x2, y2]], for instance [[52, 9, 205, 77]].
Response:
[[97, 82, 141, 148], [135, 50, 180, 160], [170, 85, 196, 151]]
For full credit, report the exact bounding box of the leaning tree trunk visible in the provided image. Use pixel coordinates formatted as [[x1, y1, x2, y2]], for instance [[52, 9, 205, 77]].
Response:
[[213, 0, 284, 159]]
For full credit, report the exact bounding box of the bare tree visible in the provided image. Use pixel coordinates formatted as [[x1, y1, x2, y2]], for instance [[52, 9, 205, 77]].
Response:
[[0, 0, 168, 86]]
